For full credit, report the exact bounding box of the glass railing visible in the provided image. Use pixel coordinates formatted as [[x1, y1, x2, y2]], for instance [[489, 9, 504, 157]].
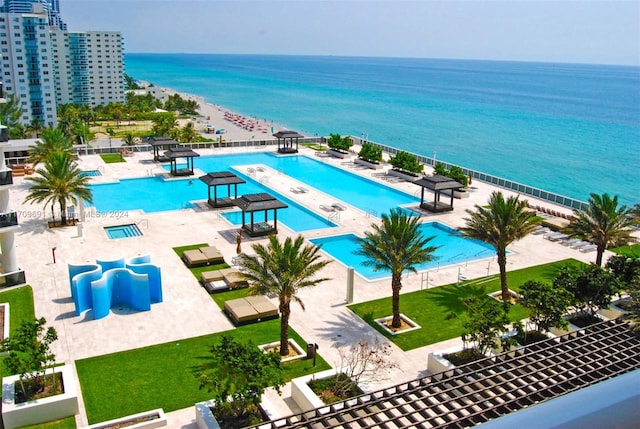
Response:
[[0, 211, 18, 228], [0, 270, 26, 289], [0, 170, 13, 185]]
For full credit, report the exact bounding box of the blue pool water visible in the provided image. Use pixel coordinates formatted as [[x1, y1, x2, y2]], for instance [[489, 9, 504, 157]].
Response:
[[104, 224, 142, 239], [81, 170, 102, 177], [310, 222, 496, 280]]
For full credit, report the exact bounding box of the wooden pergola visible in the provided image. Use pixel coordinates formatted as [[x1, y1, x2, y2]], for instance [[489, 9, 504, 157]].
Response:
[[198, 171, 246, 208], [273, 130, 303, 154], [147, 136, 179, 162], [233, 193, 288, 237], [166, 147, 200, 176], [413, 175, 464, 212]]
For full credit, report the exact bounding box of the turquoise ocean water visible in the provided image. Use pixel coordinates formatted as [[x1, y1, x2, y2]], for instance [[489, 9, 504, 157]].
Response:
[[125, 54, 639, 206]]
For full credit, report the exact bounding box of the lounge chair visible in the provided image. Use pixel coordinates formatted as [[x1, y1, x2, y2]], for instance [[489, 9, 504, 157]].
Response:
[[224, 295, 278, 325], [183, 246, 225, 267], [580, 244, 598, 253], [331, 202, 347, 211], [570, 241, 591, 249], [320, 204, 335, 212], [544, 232, 568, 241], [561, 238, 582, 247], [532, 226, 550, 235]]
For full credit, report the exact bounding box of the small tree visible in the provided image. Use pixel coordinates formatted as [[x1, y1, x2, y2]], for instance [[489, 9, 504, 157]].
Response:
[[606, 254, 640, 291], [0, 318, 58, 399], [553, 265, 620, 317], [327, 133, 353, 152], [518, 280, 572, 334], [358, 142, 382, 163], [388, 151, 423, 175], [461, 296, 511, 356], [328, 338, 397, 398], [197, 335, 285, 421]]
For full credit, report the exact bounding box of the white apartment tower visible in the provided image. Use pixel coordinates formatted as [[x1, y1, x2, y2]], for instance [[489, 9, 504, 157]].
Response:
[[50, 28, 125, 106], [0, 9, 57, 126]]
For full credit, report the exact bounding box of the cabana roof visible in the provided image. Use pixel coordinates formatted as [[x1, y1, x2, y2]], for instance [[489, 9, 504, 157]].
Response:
[[414, 174, 463, 191], [273, 130, 304, 139], [198, 171, 246, 187], [165, 147, 200, 159], [147, 136, 179, 148], [234, 193, 288, 212]]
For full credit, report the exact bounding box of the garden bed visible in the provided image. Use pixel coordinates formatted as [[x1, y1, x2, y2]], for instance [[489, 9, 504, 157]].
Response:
[[83, 409, 166, 429]]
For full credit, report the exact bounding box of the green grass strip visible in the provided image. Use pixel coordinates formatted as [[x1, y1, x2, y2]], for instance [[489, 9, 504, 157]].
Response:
[[100, 153, 126, 163], [610, 244, 640, 257], [348, 259, 584, 351], [76, 321, 330, 424], [172, 244, 231, 281], [0, 285, 36, 378], [20, 416, 76, 429]]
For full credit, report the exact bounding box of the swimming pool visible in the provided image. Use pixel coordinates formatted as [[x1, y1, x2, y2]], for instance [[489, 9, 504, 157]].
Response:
[[90, 172, 335, 232], [104, 224, 142, 239], [310, 222, 496, 280]]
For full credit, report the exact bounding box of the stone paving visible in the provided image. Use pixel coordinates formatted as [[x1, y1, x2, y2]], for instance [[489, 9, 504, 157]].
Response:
[[6, 145, 608, 428]]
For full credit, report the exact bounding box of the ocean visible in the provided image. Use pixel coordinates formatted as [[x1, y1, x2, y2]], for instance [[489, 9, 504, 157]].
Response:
[[125, 54, 640, 207]]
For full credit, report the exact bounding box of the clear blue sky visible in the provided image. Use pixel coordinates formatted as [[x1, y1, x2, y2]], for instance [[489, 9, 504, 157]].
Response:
[[62, 0, 639, 65]]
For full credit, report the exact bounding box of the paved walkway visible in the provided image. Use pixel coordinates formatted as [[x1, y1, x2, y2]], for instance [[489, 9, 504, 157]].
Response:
[[7, 145, 607, 427]]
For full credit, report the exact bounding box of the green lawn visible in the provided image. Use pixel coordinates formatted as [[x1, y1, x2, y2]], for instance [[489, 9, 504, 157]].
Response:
[[99, 153, 125, 163], [0, 285, 35, 377], [610, 244, 640, 257], [348, 259, 584, 351], [21, 417, 76, 429], [76, 320, 330, 424]]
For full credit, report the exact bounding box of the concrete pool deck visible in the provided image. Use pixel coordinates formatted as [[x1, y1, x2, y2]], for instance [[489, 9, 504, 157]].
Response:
[[7, 145, 614, 427]]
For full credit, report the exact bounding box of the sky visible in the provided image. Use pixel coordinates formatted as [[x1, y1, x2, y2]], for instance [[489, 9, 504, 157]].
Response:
[[61, 0, 639, 66]]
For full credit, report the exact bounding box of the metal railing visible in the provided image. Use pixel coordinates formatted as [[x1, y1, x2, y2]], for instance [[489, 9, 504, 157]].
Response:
[[353, 137, 588, 210]]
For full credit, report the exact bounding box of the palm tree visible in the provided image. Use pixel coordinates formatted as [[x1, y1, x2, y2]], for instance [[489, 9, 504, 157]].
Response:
[[180, 122, 198, 143], [460, 192, 541, 301], [565, 193, 635, 266], [24, 152, 93, 226], [28, 127, 73, 166], [239, 235, 331, 356], [356, 208, 439, 328]]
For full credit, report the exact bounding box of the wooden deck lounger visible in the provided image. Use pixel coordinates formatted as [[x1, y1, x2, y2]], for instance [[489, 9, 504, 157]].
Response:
[[183, 246, 225, 267], [224, 296, 279, 325], [201, 268, 247, 293]]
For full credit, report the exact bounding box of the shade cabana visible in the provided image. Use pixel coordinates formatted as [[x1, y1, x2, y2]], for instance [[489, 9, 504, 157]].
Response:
[[199, 171, 247, 208], [233, 193, 288, 237], [147, 136, 179, 162], [166, 147, 200, 176], [273, 130, 303, 154], [413, 175, 464, 212]]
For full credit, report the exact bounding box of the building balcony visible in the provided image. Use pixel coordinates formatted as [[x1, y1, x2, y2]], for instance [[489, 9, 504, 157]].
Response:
[[0, 170, 13, 185], [0, 269, 26, 289], [0, 211, 18, 228]]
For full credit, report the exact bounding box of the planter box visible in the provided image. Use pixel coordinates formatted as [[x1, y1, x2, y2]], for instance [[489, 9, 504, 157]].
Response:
[[354, 158, 383, 170], [387, 169, 421, 181], [2, 364, 79, 429], [83, 409, 167, 429], [443, 188, 470, 199], [195, 399, 274, 429], [326, 149, 350, 159], [291, 369, 335, 412], [427, 345, 462, 375]]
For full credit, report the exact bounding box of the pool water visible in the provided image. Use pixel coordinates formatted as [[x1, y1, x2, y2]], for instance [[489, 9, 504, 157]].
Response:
[[104, 224, 143, 239], [81, 169, 102, 177], [310, 222, 496, 280]]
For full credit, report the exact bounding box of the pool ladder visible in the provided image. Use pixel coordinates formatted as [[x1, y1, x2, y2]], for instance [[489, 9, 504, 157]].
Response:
[[328, 210, 340, 223], [365, 208, 377, 218]]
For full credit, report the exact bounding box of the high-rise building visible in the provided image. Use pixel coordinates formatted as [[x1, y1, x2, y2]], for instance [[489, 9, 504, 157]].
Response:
[[1, 0, 66, 30], [50, 28, 125, 106], [0, 9, 58, 126]]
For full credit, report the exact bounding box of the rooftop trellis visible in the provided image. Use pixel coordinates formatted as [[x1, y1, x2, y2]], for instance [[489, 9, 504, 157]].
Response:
[[254, 320, 640, 429]]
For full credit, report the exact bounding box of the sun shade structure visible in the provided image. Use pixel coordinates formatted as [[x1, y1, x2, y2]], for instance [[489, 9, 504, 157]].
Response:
[[274, 130, 304, 154], [199, 171, 247, 208], [252, 319, 640, 429], [147, 136, 179, 162], [233, 192, 288, 237], [165, 146, 200, 176], [413, 175, 464, 212]]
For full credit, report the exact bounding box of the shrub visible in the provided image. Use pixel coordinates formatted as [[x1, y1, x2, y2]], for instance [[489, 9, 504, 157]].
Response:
[[327, 133, 353, 152], [433, 163, 468, 187], [358, 142, 382, 163], [388, 151, 423, 175]]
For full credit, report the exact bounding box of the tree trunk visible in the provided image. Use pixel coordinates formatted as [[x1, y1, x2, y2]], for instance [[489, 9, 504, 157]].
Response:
[[391, 273, 402, 328], [59, 200, 67, 226], [279, 303, 290, 356], [595, 246, 604, 266], [497, 249, 509, 302]]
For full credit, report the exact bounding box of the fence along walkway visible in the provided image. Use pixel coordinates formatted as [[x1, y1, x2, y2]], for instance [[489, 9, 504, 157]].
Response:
[[359, 137, 587, 210]]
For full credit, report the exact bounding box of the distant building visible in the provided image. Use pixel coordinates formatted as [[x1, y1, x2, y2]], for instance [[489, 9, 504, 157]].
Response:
[[50, 28, 125, 106], [0, 2, 124, 126], [0, 9, 58, 126], [0, 0, 66, 30]]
